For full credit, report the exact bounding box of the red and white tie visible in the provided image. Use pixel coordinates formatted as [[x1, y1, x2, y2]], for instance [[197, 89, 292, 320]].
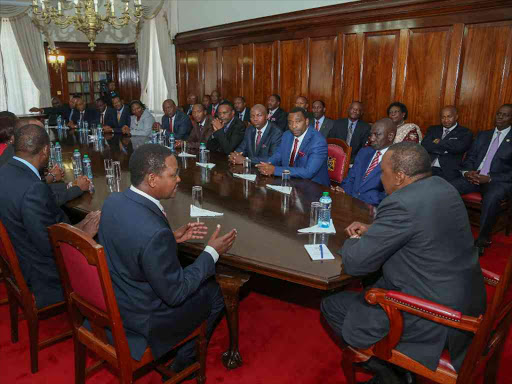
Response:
[[315, 120, 320, 131], [289, 138, 300, 166], [364, 151, 381, 179]]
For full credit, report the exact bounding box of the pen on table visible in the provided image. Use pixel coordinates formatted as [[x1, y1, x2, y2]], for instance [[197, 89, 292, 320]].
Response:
[[319, 244, 323, 259]]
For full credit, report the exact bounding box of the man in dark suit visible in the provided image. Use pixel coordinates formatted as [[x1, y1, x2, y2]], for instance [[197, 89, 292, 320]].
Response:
[[202, 95, 212, 114], [322, 143, 486, 383], [182, 94, 198, 116], [450, 104, 512, 253], [208, 90, 221, 117], [267, 94, 288, 132], [153, 99, 192, 140], [207, 101, 246, 155], [422, 106, 473, 181], [328, 101, 371, 163], [178, 104, 214, 150], [69, 98, 98, 128], [229, 104, 282, 165], [335, 118, 396, 206], [295, 96, 314, 121], [0, 124, 100, 309], [234, 96, 251, 124], [101, 81, 120, 107], [312, 100, 334, 138], [256, 107, 330, 186], [30, 97, 71, 126], [103, 96, 131, 134], [98, 144, 237, 373], [96, 98, 117, 130]]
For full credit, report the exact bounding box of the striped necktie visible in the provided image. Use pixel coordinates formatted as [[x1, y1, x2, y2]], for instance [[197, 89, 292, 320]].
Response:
[[364, 151, 381, 179]]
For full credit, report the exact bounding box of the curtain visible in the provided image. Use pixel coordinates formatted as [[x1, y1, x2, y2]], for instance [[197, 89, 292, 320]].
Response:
[[10, 14, 51, 107], [155, 0, 177, 101], [137, 19, 152, 101]]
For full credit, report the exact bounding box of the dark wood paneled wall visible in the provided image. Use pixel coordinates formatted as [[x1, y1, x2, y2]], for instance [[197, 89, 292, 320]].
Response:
[[174, 0, 512, 135]]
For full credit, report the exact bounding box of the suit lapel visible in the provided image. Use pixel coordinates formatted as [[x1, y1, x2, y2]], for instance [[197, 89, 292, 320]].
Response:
[[124, 189, 169, 228], [494, 129, 512, 158], [294, 128, 314, 165]]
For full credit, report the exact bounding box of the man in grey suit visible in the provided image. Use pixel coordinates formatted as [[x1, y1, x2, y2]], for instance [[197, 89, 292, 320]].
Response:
[[312, 100, 334, 138], [321, 143, 486, 384], [328, 101, 371, 162]]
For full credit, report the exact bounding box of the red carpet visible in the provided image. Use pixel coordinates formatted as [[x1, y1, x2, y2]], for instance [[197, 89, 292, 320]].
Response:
[[1, 231, 511, 384]]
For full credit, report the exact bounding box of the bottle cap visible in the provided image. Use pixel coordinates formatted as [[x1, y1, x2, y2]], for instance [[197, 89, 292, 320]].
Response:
[[322, 192, 329, 197], [74, 149, 79, 152], [84, 154, 89, 158]]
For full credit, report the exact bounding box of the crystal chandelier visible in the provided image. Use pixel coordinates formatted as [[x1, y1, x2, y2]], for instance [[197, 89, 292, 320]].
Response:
[[31, 0, 143, 51]]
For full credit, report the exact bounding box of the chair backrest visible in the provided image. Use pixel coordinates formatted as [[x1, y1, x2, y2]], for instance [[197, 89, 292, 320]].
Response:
[[457, 248, 512, 382], [48, 223, 132, 366], [0, 220, 35, 310], [327, 138, 351, 184]]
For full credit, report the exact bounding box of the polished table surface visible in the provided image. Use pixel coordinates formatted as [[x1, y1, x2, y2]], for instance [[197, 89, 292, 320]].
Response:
[[54, 130, 374, 290]]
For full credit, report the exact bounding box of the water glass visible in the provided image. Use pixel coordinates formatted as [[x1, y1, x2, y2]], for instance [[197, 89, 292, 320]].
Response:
[[199, 149, 210, 164], [310, 202, 321, 226], [182, 141, 188, 154], [92, 126, 98, 139], [243, 157, 251, 174], [113, 161, 121, 180], [104, 158, 114, 185], [192, 186, 203, 209], [282, 170, 291, 187]]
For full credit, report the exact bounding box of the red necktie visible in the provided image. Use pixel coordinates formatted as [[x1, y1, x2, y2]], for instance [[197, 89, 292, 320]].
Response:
[[289, 138, 300, 167], [169, 116, 173, 133], [315, 120, 320, 131], [364, 151, 381, 179], [256, 130, 262, 148], [212, 106, 216, 116]]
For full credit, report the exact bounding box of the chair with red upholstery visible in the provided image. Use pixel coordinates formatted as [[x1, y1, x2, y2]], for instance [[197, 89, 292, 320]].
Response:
[[48, 222, 208, 384], [327, 138, 351, 184], [0, 220, 72, 373], [340, 246, 512, 384], [462, 192, 511, 236]]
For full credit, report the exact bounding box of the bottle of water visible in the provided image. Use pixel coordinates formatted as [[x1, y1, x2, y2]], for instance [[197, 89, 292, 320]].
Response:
[[84, 121, 89, 132], [44, 119, 49, 133], [97, 124, 103, 140], [54, 142, 63, 167], [72, 149, 82, 178], [82, 155, 95, 192], [57, 115, 62, 130], [151, 130, 158, 144], [318, 192, 332, 228], [49, 142, 55, 168], [169, 133, 175, 153], [199, 142, 206, 162]]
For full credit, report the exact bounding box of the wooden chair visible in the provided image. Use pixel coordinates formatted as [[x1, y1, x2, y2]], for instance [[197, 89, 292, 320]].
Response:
[[0, 220, 72, 373], [327, 138, 352, 184], [462, 192, 511, 236], [48, 222, 208, 384], [340, 248, 512, 384]]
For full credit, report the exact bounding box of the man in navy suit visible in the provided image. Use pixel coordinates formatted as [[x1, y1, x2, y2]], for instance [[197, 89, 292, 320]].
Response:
[[229, 104, 282, 165], [69, 98, 98, 129], [334, 118, 397, 206], [98, 144, 237, 374], [96, 98, 117, 130], [103, 96, 131, 134], [234, 96, 251, 124], [267, 94, 288, 132], [182, 94, 198, 116], [256, 107, 330, 186], [450, 104, 512, 253], [422, 106, 473, 181], [153, 99, 192, 140], [0, 124, 100, 309]]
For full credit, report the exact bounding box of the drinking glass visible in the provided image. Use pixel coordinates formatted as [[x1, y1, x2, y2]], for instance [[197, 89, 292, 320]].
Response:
[[104, 158, 114, 184], [113, 161, 121, 180], [281, 194, 290, 214], [282, 170, 291, 187], [243, 157, 251, 174], [182, 141, 188, 154], [310, 202, 321, 244], [192, 186, 203, 209]]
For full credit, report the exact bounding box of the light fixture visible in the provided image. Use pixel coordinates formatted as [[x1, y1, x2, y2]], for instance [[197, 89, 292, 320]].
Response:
[[32, 0, 143, 51], [48, 47, 65, 72]]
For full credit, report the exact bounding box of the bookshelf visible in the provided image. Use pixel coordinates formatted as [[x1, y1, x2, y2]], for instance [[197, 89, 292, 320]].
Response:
[[66, 59, 115, 104]]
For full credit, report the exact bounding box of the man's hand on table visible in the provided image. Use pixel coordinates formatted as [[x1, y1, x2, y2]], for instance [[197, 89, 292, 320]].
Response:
[[207, 224, 237, 256], [345, 221, 370, 238], [174, 221, 208, 243], [45, 164, 65, 183], [255, 162, 275, 176], [73, 175, 91, 192], [331, 185, 345, 193], [75, 210, 101, 237]]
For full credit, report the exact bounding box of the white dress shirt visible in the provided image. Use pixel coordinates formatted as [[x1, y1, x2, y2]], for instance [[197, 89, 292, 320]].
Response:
[[239, 108, 247, 121], [254, 122, 268, 147], [364, 146, 390, 174], [477, 126, 511, 171], [433, 123, 457, 168], [130, 185, 219, 262], [289, 128, 309, 164]]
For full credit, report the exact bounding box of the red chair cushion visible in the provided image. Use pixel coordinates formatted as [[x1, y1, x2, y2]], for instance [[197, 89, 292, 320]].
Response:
[[438, 349, 456, 373], [462, 192, 482, 204], [328, 144, 347, 184], [60, 242, 107, 311]]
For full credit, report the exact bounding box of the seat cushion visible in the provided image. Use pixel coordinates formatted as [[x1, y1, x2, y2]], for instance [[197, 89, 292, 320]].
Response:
[[462, 192, 482, 204]]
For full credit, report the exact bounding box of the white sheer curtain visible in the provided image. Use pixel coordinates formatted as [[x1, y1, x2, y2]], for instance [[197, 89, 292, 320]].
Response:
[[0, 18, 40, 114], [155, 0, 177, 101]]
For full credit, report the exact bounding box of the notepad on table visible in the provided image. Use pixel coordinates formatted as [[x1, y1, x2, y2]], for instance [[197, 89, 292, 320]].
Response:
[[233, 173, 257, 182], [304, 244, 335, 261]]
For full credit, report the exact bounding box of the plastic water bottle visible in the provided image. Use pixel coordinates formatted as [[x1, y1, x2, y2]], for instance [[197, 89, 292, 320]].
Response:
[[44, 119, 49, 133], [82, 155, 95, 192], [97, 124, 103, 139], [49, 142, 55, 168], [84, 121, 89, 132], [57, 115, 62, 130], [72, 149, 82, 178], [199, 142, 206, 161], [318, 192, 332, 228], [54, 142, 62, 167], [169, 133, 175, 153], [151, 131, 158, 144]]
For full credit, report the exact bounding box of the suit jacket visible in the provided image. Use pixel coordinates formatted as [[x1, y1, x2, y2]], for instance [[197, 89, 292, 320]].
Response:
[[461, 128, 512, 183], [207, 117, 246, 155], [108, 105, 131, 133], [98, 189, 216, 360], [235, 122, 283, 163], [182, 104, 194, 115], [236, 107, 251, 123], [48, 182, 84, 207], [162, 110, 192, 140], [315, 117, 335, 138], [0, 159, 70, 309], [341, 176, 486, 372], [341, 146, 386, 206], [0, 144, 14, 167], [187, 116, 214, 148], [42, 104, 72, 125], [99, 106, 117, 128], [130, 109, 155, 137], [72, 109, 99, 127], [268, 127, 330, 186], [207, 104, 220, 118], [328, 118, 371, 162], [421, 124, 473, 180], [268, 107, 288, 132]]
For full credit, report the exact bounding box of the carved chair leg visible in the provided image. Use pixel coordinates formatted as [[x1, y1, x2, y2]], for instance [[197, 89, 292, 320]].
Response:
[[28, 318, 39, 373], [196, 322, 207, 384], [74, 339, 87, 384], [8, 294, 18, 343], [341, 349, 357, 384]]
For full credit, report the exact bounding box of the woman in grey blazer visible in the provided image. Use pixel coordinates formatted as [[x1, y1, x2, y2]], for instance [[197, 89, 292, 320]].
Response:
[[129, 100, 155, 137]]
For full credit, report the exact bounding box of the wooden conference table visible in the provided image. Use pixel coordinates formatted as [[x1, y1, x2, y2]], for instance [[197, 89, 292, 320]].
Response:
[[53, 130, 374, 369]]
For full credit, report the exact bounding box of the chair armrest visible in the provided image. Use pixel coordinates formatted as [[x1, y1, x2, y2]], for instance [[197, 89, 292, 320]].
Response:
[[365, 289, 481, 334], [482, 268, 500, 287]]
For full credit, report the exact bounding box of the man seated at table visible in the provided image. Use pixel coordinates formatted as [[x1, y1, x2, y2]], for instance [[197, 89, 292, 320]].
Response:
[[234, 96, 251, 124], [333, 118, 396, 206], [98, 143, 237, 374], [0, 124, 100, 309], [68, 98, 98, 129], [103, 96, 131, 134], [95, 97, 117, 131], [206, 101, 246, 155], [228, 104, 282, 165], [256, 107, 329, 186], [177, 104, 214, 150], [321, 142, 486, 384], [30, 97, 71, 126], [153, 99, 192, 140]]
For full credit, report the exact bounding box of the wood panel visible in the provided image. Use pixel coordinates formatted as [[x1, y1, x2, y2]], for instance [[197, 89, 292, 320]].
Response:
[[456, 22, 512, 131], [361, 32, 399, 123], [339, 34, 362, 119], [185, 51, 201, 100], [253, 42, 274, 108], [177, 50, 187, 106], [401, 28, 451, 131], [308, 36, 337, 118], [279, 40, 305, 112], [203, 49, 218, 96], [221, 46, 240, 101]]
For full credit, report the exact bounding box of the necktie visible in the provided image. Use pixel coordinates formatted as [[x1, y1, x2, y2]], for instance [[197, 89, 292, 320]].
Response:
[[100, 113, 104, 125], [267, 110, 273, 120], [239, 112, 243, 120], [212, 106, 216, 116], [347, 121, 355, 145], [80, 111, 84, 124], [169, 116, 173, 133], [442, 128, 450, 139], [315, 120, 320, 131], [480, 131, 501, 176], [117, 110, 121, 122], [289, 138, 300, 167], [364, 151, 381, 179], [256, 130, 262, 148]]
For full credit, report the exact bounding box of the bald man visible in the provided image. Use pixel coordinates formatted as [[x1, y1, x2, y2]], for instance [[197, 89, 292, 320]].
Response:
[[422, 106, 473, 181], [229, 104, 282, 165], [153, 99, 192, 140], [333, 118, 397, 206]]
